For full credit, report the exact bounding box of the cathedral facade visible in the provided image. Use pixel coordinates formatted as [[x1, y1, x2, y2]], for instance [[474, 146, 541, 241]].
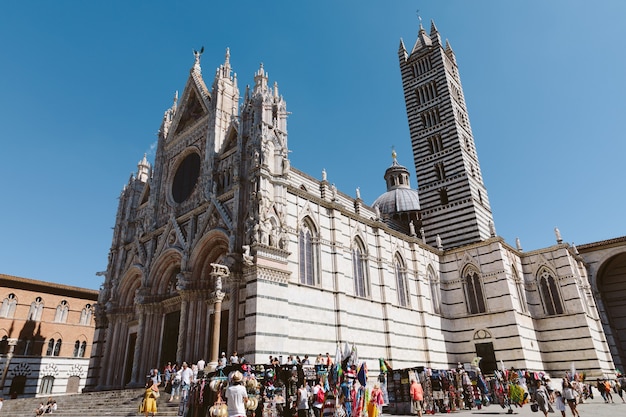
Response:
[[87, 22, 624, 390]]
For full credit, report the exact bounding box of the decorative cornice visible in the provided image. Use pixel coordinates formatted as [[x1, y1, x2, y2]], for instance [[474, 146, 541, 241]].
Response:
[[577, 235, 626, 252], [254, 243, 290, 263], [254, 265, 290, 284]]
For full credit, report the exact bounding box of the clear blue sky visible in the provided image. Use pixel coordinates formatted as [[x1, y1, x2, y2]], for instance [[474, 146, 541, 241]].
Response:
[[1, 1, 624, 290]]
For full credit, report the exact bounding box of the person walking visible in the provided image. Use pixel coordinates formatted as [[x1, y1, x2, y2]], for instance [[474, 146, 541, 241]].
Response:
[[179, 361, 194, 402], [312, 381, 324, 417], [297, 383, 310, 417], [367, 384, 384, 417], [533, 380, 550, 417], [140, 376, 159, 417], [170, 365, 182, 402], [616, 375, 626, 403], [596, 378, 607, 402], [603, 379, 614, 403], [410, 378, 423, 417], [554, 391, 566, 417], [225, 371, 248, 417], [562, 379, 580, 417], [149, 368, 161, 387]]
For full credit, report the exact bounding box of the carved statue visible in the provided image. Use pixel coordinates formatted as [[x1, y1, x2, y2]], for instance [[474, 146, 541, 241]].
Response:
[[260, 218, 271, 245], [242, 245, 254, 265], [193, 46, 204, 65], [409, 220, 416, 237], [253, 222, 260, 244], [554, 227, 563, 243], [322, 168, 327, 181], [279, 232, 289, 251]]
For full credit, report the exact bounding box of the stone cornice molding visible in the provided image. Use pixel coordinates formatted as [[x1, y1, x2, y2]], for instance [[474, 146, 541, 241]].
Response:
[[253, 243, 290, 263], [137, 302, 163, 315], [162, 295, 182, 311], [177, 288, 211, 301], [287, 182, 432, 253], [255, 265, 290, 284], [108, 309, 135, 322]]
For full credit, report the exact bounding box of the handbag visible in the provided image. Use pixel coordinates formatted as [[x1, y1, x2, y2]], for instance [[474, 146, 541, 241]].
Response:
[[152, 389, 160, 399], [530, 403, 538, 412]]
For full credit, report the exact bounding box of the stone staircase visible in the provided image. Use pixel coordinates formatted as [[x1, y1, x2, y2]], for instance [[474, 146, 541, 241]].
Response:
[[0, 388, 183, 417]]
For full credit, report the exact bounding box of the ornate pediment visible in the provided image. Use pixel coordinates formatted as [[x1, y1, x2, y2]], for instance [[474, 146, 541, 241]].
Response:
[[173, 87, 208, 136]]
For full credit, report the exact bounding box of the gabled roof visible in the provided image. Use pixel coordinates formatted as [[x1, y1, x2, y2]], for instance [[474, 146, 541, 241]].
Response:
[[168, 56, 212, 138]]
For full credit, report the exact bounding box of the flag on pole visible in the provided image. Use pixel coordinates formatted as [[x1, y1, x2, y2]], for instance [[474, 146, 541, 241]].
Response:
[[343, 341, 351, 361], [351, 343, 359, 366], [357, 362, 368, 386], [335, 342, 343, 366]]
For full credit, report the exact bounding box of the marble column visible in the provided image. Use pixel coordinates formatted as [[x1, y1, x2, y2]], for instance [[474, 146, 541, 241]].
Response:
[[130, 305, 146, 386], [176, 271, 192, 365], [208, 263, 230, 370]]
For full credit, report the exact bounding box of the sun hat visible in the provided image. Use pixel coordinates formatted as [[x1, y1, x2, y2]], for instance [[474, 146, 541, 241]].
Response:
[[231, 370, 243, 382]]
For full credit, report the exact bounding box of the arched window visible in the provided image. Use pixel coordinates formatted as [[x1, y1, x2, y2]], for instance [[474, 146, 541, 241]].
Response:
[[0, 293, 17, 318], [28, 297, 44, 321], [39, 376, 54, 395], [395, 255, 410, 307], [73, 340, 87, 357], [428, 269, 441, 314], [539, 269, 564, 315], [46, 339, 55, 356], [53, 339, 62, 357], [465, 268, 486, 314], [353, 238, 369, 298], [0, 336, 8, 355], [79, 304, 93, 325], [299, 218, 318, 286], [54, 300, 69, 323]]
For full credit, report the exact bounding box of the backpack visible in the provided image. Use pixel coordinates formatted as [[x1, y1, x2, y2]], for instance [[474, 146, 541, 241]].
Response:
[[316, 388, 325, 404]]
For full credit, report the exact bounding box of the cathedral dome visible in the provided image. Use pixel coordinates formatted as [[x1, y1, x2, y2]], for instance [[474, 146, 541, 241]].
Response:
[[372, 150, 420, 215], [373, 186, 421, 214]]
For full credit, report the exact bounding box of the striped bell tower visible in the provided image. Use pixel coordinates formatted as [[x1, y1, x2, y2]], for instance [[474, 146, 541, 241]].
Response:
[[398, 20, 494, 249]]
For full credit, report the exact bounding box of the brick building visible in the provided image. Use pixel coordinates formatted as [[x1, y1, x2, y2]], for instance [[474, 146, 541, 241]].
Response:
[[0, 274, 98, 397]]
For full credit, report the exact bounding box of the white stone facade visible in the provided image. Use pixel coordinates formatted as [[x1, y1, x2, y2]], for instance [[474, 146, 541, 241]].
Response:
[[87, 22, 620, 390]]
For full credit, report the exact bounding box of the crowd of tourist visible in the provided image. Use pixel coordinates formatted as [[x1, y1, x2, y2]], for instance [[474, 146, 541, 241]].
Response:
[[528, 373, 626, 417], [136, 352, 626, 417]]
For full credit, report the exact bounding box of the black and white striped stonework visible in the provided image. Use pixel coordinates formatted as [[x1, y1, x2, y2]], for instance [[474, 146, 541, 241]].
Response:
[[399, 22, 494, 249]]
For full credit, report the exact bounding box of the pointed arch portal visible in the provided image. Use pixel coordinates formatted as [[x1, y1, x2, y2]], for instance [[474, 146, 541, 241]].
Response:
[[597, 252, 626, 372]]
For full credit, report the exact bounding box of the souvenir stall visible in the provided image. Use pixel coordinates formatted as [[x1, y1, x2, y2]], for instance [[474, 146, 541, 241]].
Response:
[[386, 367, 418, 415], [185, 363, 301, 417], [385, 366, 493, 414], [488, 368, 540, 414]]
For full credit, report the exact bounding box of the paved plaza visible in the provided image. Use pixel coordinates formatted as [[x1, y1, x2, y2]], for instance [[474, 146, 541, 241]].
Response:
[[434, 392, 626, 417]]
